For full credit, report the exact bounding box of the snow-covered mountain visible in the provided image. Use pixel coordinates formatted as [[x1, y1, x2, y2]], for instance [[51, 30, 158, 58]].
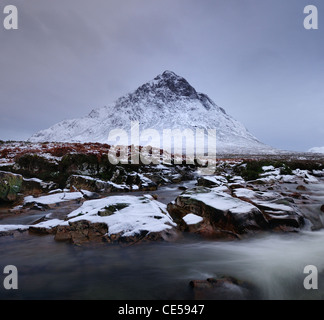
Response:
[[29, 71, 275, 154], [308, 147, 324, 154]]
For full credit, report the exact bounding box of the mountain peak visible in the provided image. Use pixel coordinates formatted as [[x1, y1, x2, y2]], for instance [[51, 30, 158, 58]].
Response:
[[155, 70, 188, 83], [29, 71, 275, 154], [161, 70, 179, 78], [148, 70, 198, 99]]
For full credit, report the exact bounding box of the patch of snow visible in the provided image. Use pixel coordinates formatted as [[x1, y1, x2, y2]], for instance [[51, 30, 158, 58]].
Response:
[[262, 165, 275, 171], [183, 213, 203, 225], [253, 200, 294, 212], [24, 192, 84, 205], [31, 219, 67, 229], [48, 189, 63, 194], [0, 225, 29, 232], [234, 188, 256, 199]]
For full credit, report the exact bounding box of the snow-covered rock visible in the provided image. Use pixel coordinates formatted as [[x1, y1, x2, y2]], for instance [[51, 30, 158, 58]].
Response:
[[169, 186, 267, 237], [28, 195, 178, 244], [24, 191, 85, 209], [197, 175, 228, 187], [292, 169, 319, 183], [233, 187, 304, 229]]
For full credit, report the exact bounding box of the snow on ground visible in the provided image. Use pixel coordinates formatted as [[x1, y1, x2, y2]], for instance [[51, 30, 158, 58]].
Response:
[[254, 166, 319, 184]]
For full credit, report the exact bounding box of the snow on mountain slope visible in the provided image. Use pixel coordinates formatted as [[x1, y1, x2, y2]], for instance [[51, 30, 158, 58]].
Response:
[[29, 71, 276, 154], [308, 147, 324, 154]]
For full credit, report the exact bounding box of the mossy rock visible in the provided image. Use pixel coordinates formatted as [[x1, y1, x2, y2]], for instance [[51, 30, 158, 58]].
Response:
[[0, 171, 23, 202], [98, 203, 130, 216]]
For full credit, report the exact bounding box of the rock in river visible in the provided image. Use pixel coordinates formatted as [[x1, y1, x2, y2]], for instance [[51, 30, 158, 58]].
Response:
[[29, 194, 179, 245], [189, 276, 259, 300], [168, 186, 268, 238]]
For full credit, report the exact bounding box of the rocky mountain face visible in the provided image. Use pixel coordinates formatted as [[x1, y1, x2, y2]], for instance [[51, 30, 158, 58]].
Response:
[[29, 71, 275, 154]]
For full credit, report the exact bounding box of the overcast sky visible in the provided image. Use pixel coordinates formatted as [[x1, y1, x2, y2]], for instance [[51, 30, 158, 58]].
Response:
[[0, 0, 323, 152]]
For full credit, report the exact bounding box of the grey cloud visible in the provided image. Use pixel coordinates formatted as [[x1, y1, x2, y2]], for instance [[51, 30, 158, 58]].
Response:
[[0, 0, 323, 151]]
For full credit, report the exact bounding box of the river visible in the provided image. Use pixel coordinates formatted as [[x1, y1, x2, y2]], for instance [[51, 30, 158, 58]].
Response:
[[0, 180, 324, 300]]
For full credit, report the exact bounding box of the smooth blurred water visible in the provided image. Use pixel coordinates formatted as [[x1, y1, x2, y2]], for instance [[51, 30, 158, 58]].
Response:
[[1, 230, 324, 300]]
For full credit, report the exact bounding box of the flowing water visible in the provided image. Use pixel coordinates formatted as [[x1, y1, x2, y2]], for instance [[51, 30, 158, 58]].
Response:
[[1, 180, 324, 300]]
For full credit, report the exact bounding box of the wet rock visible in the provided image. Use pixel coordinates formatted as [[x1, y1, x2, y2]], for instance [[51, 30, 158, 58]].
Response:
[[167, 201, 191, 226], [54, 225, 72, 241], [80, 190, 100, 200], [21, 178, 58, 196], [228, 183, 246, 190], [136, 174, 157, 191], [54, 221, 180, 245], [29, 225, 55, 235], [66, 173, 157, 193], [197, 175, 227, 188], [0, 171, 23, 202], [296, 185, 307, 191], [66, 175, 128, 193], [321, 205, 324, 213], [290, 192, 303, 200], [263, 211, 303, 230], [54, 220, 108, 245], [189, 276, 258, 300], [167, 202, 238, 239], [115, 228, 181, 244]]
